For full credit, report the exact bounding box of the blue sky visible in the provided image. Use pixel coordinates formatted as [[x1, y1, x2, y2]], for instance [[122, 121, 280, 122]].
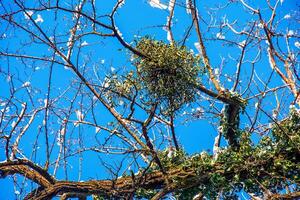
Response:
[[0, 0, 299, 199]]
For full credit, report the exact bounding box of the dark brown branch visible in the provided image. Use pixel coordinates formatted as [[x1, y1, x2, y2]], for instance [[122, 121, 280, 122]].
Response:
[[170, 115, 179, 151], [195, 84, 239, 105], [0, 159, 56, 187], [270, 191, 300, 200], [23, 166, 201, 200], [188, 0, 221, 93], [1, 148, 299, 200]]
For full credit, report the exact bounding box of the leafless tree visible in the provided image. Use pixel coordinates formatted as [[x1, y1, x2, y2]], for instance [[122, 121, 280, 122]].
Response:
[[0, 0, 299, 199]]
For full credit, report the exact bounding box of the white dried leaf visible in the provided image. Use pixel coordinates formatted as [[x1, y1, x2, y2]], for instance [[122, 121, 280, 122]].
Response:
[[95, 127, 101, 133], [81, 41, 88, 47], [238, 40, 246, 49], [194, 42, 201, 52], [216, 32, 225, 39], [22, 81, 31, 87], [168, 0, 175, 11], [186, 0, 191, 14], [149, 0, 167, 9], [257, 23, 264, 29], [11, 121, 16, 128], [35, 14, 44, 23], [287, 30, 294, 37], [214, 68, 220, 75], [24, 11, 34, 19], [118, 0, 125, 7], [167, 30, 172, 42], [75, 110, 84, 121], [283, 14, 291, 19], [295, 41, 300, 49]]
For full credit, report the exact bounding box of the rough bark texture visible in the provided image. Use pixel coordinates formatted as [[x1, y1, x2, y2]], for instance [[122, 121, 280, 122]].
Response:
[[1, 152, 299, 200]]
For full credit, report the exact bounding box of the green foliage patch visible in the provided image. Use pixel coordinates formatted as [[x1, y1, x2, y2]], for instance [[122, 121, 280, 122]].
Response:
[[143, 109, 300, 199], [132, 38, 202, 115]]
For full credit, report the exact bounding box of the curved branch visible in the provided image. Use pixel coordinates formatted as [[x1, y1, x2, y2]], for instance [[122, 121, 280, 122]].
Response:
[[0, 159, 56, 187], [1, 142, 299, 200]]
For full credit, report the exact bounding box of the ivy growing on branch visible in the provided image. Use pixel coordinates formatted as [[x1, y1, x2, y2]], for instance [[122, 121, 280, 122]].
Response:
[[219, 93, 247, 149], [105, 109, 299, 200]]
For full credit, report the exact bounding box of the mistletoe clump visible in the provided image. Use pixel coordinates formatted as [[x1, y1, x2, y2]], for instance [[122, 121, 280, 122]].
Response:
[[133, 38, 201, 114]]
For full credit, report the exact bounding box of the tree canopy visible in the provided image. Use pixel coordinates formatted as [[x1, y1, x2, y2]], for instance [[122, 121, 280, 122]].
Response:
[[0, 0, 299, 199]]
